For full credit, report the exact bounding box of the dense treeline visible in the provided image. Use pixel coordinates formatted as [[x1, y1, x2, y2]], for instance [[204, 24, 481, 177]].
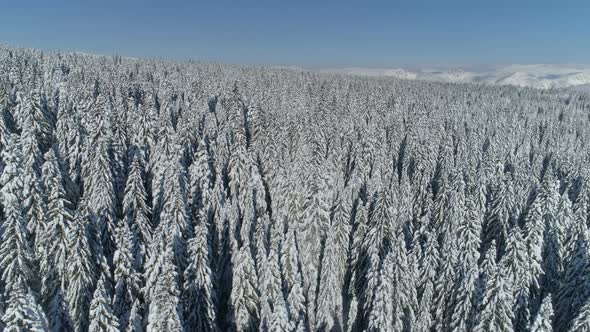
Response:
[[0, 45, 590, 331]]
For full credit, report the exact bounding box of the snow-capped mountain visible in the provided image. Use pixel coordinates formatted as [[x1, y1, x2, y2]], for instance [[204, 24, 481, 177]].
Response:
[[320, 64, 590, 89]]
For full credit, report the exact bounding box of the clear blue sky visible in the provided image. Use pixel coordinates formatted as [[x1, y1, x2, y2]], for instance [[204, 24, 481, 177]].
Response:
[[1, 0, 589, 67]]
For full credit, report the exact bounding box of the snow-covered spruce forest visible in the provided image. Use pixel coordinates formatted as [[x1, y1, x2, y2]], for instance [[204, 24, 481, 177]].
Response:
[[0, 46, 590, 332]]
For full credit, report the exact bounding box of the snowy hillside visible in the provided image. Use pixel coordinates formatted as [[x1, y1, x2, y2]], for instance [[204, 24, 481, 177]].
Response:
[[322, 64, 590, 89]]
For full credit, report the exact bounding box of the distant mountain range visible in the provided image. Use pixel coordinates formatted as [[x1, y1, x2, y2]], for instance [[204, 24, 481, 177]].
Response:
[[317, 64, 590, 90]]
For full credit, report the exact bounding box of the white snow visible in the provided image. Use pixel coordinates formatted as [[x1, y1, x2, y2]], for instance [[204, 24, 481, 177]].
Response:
[[319, 64, 590, 90]]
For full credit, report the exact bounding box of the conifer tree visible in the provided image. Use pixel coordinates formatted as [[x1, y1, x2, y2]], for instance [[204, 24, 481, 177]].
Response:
[[67, 213, 97, 332], [345, 201, 368, 331], [126, 299, 143, 332], [299, 167, 333, 329], [473, 265, 514, 332], [449, 189, 482, 332], [415, 231, 439, 332], [20, 113, 46, 249], [113, 221, 141, 331], [280, 227, 307, 330], [0, 135, 45, 328], [229, 240, 260, 331], [150, 117, 176, 218], [570, 299, 590, 332], [157, 157, 192, 272], [189, 140, 214, 218], [367, 250, 395, 331], [473, 241, 497, 326], [483, 175, 515, 257], [259, 225, 291, 332], [316, 192, 351, 330], [14, 90, 53, 149], [66, 111, 85, 189], [123, 150, 152, 271], [40, 147, 75, 331], [86, 135, 118, 262], [361, 187, 395, 322], [555, 223, 590, 332], [431, 174, 464, 331], [89, 275, 120, 332], [145, 233, 184, 332], [1, 282, 48, 332], [183, 221, 217, 331], [530, 295, 553, 332], [501, 227, 530, 331], [502, 227, 529, 290], [525, 175, 559, 295]]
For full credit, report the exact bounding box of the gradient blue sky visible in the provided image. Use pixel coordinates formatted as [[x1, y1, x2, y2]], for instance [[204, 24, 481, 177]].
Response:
[[1, 0, 589, 67]]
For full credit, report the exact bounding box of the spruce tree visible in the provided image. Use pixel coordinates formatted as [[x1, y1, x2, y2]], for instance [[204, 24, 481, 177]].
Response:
[[229, 240, 260, 331], [145, 232, 184, 332], [183, 221, 217, 331], [113, 221, 141, 331], [88, 275, 120, 332], [123, 150, 152, 271], [66, 213, 97, 332], [299, 167, 333, 329], [259, 225, 291, 332], [126, 299, 143, 332], [157, 157, 192, 271], [40, 147, 75, 331], [86, 135, 118, 262], [280, 227, 307, 330], [415, 231, 439, 332], [20, 114, 46, 251], [1, 282, 48, 332], [473, 265, 514, 332], [316, 192, 351, 330], [361, 187, 396, 322], [555, 223, 590, 332], [530, 295, 553, 332], [570, 299, 590, 332], [367, 250, 395, 331], [0, 135, 45, 330]]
